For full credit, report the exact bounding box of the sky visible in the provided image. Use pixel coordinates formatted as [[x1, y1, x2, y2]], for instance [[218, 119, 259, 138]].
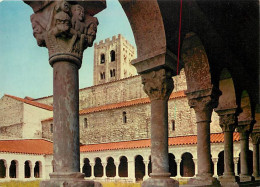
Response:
[[0, 0, 136, 99]]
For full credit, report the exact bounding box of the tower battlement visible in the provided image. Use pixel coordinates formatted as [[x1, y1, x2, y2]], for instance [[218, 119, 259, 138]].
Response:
[[93, 34, 137, 86]]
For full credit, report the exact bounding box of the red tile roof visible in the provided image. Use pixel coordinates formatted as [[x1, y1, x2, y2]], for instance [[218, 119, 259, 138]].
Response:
[[0, 139, 53, 155], [5, 94, 53, 111], [80, 132, 240, 152], [42, 91, 186, 122], [0, 133, 240, 154]]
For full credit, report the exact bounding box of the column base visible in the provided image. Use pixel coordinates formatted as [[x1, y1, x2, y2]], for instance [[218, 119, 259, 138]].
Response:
[[219, 173, 239, 187], [40, 172, 102, 187], [142, 172, 179, 187], [188, 173, 220, 186], [239, 174, 253, 182]]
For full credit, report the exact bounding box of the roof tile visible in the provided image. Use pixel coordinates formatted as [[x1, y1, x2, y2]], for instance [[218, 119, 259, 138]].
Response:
[[5, 94, 53, 111]]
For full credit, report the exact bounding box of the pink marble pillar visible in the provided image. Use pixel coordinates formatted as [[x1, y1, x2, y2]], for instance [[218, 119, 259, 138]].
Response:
[[251, 132, 260, 180], [187, 94, 220, 186], [141, 69, 179, 187], [237, 121, 253, 182], [24, 1, 104, 186], [215, 109, 238, 185]]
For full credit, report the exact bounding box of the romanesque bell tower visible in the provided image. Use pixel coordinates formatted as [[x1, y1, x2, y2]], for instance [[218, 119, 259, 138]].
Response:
[[93, 34, 137, 85]]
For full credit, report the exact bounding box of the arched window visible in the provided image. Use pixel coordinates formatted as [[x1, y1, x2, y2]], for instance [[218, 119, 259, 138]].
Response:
[[110, 50, 115, 62], [100, 54, 105, 64], [171, 120, 175, 131], [84, 118, 88, 128], [100, 72, 105, 80], [50, 124, 53, 133], [123, 112, 127, 123], [110, 69, 116, 77]]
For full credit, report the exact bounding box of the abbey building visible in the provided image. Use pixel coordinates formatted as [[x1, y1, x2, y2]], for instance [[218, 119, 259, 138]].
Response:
[[0, 35, 255, 183]]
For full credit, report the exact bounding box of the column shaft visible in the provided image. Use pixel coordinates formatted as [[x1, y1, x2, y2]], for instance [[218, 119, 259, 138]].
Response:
[[197, 121, 211, 176], [253, 143, 259, 177], [224, 131, 234, 175], [150, 99, 169, 176], [240, 132, 249, 176], [53, 61, 80, 173]]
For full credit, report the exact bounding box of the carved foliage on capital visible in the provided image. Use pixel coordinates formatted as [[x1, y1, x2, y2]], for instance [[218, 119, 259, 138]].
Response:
[[250, 133, 260, 145], [141, 69, 174, 101], [30, 1, 98, 60], [219, 113, 237, 132]]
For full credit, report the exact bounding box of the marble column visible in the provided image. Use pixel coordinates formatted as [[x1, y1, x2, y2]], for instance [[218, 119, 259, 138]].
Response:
[[143, 160, 149, 180], [90, 163, 94, 179], [31, 163, 34, 178], [212, 158, 218, 178], [5, 162, 9, 179], [251, 132, 260, 180], [128, 160, 135, 182], [24, 1, 103, 186], [193, 158, 198, 176], [187, 94, 220, 186], [115, 162, 119, 178], [102, 162, 107, 179], [233, 158, 239, 176], [216, 109, 238, 185], [141, 69, 178, 187], [237, 121, 252, 182], [176, 159, 181, 178]]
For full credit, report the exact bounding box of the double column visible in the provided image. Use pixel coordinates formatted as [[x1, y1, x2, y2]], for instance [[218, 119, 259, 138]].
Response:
[[236, 120, 253, 182], [215, 109, 238, 185], [187, 89, 220, 186], [140, 68, 178, 187], [251, 132, 260, 180], [24, 1, 103, 186]]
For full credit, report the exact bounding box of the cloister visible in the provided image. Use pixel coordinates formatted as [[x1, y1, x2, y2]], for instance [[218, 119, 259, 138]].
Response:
[[2, 0, 258, 186]]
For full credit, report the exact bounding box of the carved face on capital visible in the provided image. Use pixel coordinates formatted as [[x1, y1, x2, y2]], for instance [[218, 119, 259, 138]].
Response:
[[72, 5, 85, 22], [86, 23, 97, 47], [55, 12, 71, 33], [31, 15, 46, 46]]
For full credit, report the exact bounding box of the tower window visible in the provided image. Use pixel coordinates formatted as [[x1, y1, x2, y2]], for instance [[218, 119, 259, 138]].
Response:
[[100, 72, 105, 80], [110, 69, 116, 77], [110, 50, 115, 62], [84, 118, 88, 128], [50, 124, 53, 133], [171, 120, 175, 131], [100, 54, 105, 64], [123, 111, 127, 123]]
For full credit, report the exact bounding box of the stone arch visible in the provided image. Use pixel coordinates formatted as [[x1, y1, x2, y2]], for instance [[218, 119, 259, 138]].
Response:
[[94, 157, 103, 177], [168, 153, 177, 177], [119, 156, 128, 177], [238, 90, 253, 123], [9, 160, 18, 178], [118, 0, 166, 58], [24, 160, 31, 178], [217, 151, 224, 176], [182, 32, 214, 93], [217, 68, 237, 110], [180, 152, 195, 177], [106, 157, 116, 177], [34, 161, 42, 178], [82, 158, 91, 177], [135, 155, 145, 181], [0, 159, 6, 178]]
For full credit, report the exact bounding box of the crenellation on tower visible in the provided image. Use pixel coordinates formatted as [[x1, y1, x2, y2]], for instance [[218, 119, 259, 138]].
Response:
[[93, 34, 137, 85]]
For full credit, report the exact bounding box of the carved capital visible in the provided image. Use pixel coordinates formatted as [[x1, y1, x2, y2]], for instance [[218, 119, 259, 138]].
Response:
[[141, 69, 174, 101], [219, 114, 237, 132], [233, 157, 239, 164], [28, 1, 99, 68], [250, 132, 260, 145]]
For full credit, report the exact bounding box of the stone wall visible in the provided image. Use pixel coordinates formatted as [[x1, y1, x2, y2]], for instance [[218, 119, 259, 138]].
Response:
[[0, 96, 23, 128], [23, 103, 52, 139], [42, 121, 53, 141], [0, 123, 23, 139]]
